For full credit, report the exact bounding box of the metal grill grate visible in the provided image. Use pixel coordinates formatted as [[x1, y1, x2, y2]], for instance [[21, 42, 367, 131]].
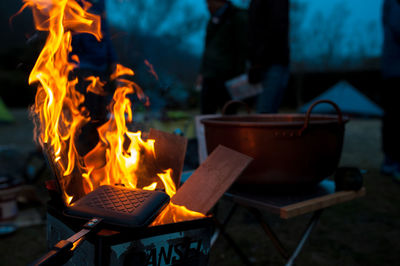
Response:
[[65, 185, 170, 228], [85, 186, 152, 213]]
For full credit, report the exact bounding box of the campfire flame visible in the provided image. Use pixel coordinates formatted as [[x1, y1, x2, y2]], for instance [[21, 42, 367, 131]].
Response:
[[20, 0, 204, 224]]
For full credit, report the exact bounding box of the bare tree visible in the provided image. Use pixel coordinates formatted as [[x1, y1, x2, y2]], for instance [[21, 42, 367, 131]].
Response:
[[291, 1, 380, 72], [105, 0, 207, 110], [107, 0, 206, 45], [290, 0, 308, 71], [304, 3, 351, 70]]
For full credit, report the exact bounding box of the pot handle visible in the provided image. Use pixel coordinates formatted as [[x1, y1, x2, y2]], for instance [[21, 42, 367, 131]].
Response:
[[299, 99, 344, 135], [222, 100, 251, 115]]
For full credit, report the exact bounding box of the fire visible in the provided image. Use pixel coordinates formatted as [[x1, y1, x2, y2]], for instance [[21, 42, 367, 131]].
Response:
[[151, 203, 205, 226], [20, 0, 204, 224]]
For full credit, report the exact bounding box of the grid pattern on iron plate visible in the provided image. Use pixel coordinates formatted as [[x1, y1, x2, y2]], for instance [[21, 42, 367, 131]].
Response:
[[85, 186, 152, 213]]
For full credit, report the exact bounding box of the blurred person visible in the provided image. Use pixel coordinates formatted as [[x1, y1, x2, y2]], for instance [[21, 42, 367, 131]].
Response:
[[71, 0, 118, 120], [71, 0, 118, 155], [197, 0, 247, 114], [247, 0, 290, 114], [381, 0, 400, 182]]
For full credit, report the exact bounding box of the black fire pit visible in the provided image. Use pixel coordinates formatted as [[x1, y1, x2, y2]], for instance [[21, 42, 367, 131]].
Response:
[[46, 198, 213, 266]]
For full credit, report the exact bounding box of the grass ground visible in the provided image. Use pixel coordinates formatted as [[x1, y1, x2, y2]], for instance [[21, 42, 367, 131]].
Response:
[[0, 109, 399, 266]]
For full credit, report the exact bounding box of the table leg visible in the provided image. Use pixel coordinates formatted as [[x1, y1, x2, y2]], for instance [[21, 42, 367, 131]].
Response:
[[211, 203, 238, 246], [213, 218, 253, 266], [248, 208, 289, 259], [214, 204, 323, 266], [248, 208, 323, 265], [285, 210, 323, 266], [212, 203, 253, 266]]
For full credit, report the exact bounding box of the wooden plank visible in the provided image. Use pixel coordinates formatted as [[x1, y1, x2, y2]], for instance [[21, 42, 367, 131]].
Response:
[[280, 187, 366, 219], [149, 128, 187, 189], [172, 145, 253, 214], [43, 145, 86, 203]]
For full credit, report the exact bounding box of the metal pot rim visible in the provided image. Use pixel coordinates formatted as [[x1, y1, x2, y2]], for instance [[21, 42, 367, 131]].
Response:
[[201, 114, 349, 128]]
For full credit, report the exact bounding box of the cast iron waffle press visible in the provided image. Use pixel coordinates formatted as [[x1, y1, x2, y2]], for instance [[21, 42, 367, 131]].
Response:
[[64, 185, 170, 228], [32, 185, 169, 265]]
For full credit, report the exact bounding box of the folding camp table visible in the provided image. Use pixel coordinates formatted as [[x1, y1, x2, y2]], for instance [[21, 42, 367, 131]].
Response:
[[211, 180, 366, 266], [192, 115, 366, 265]]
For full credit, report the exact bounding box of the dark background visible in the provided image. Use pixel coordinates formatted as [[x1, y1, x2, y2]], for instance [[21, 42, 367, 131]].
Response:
[[0, 0, 383, 111]]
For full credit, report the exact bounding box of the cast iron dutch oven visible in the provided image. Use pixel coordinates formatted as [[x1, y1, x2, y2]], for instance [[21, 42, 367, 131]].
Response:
[[201, 100, 349, 185]]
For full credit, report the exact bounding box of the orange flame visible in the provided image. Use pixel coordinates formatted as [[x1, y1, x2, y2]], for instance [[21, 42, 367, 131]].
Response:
[[22, 0, 204, 224], [85, 76, 106, 95], [151, 203, 206, 226]]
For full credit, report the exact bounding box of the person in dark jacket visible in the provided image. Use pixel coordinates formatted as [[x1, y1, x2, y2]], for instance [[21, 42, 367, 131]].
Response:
[[71, 0, 117, 77], [247, 0, 290, 114], [198, 0, 247, 114], [71, 0, 118, 155], [381, 0, 400, 182], [71, 0, 118, 119]]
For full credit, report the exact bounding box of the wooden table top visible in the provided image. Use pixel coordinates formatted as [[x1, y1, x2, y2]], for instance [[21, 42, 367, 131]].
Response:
[[224, 180, 366, 219]]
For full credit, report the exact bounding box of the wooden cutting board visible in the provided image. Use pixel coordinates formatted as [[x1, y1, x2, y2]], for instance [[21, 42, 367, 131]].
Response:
[[172, 145, 252, 214], [149, 128, 187, 189]]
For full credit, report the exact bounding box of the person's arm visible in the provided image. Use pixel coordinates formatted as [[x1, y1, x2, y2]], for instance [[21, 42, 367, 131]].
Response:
[[233, 9, 248, 77], [385, 0, 400, 44], [248, 0, 268, 67], [198, 21, 211, 79], [251, 0, 288, 63], [248, 0, 289, 84], [247, 0, 267, 84], [383, 0, 390, 27]]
